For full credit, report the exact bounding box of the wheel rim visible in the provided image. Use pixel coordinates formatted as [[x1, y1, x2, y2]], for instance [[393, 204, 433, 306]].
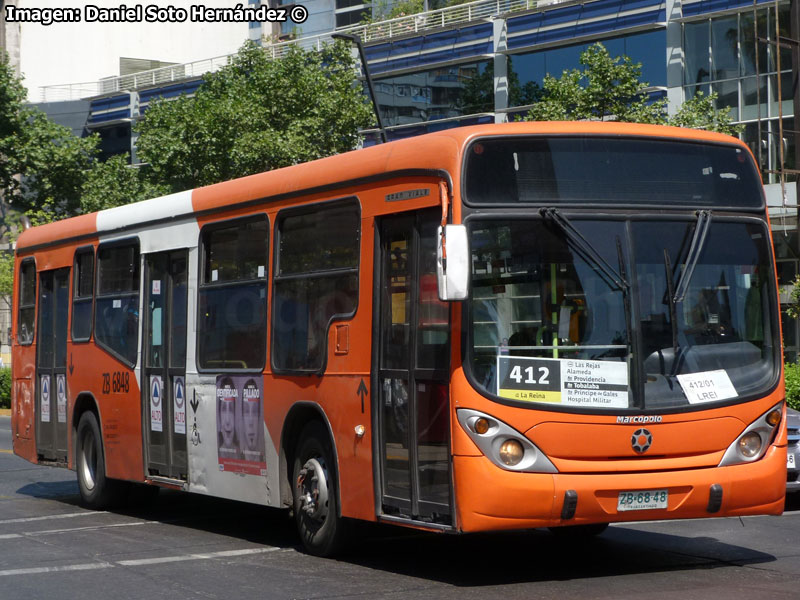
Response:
[[79, 428, 97, 492], [296, 457, 329, 523]]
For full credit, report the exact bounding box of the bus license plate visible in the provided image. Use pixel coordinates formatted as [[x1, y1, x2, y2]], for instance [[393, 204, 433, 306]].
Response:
[[617, 489, 668, 512], [789, 453, 796, 469]]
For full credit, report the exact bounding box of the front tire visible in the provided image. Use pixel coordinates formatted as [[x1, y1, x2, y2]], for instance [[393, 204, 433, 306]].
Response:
[[76, 412, 126, 509], [292, 421, 349, 556]]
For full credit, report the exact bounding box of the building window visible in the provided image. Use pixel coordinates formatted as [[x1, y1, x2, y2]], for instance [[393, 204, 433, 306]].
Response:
[[683, 5, 793, 183], [374, 61, 493, 126], [508, 30, 667, 110], [72, 247, 94, 342], [272, 200, 359, 373], [198, 216, 269, 371], [94, 241, 140, 366], [17, 259, 36, 345]]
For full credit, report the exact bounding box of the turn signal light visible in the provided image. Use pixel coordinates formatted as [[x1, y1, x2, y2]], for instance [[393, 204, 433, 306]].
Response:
[[766, 409, 782, 427], [474, 417, 490, 435]]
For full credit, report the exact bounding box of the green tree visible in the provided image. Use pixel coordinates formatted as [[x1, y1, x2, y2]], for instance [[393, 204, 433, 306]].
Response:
[[136, 40, 374, 192], [1, 52, 99, 226], [523, 43, 740, 135], [80, 154, 169, 214]]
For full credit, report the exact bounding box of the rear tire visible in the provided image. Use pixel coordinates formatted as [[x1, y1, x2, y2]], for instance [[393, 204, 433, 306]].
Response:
[[292, 421, 349, 557], [76, 412, 127, 509]]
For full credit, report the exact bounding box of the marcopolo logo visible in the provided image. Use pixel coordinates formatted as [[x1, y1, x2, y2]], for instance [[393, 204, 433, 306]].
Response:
[[631, 428, 653, 454], [616, 415, 663, 424]]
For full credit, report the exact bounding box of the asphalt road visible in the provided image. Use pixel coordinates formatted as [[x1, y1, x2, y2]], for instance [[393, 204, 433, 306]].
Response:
[[2, 414, 799, 600]]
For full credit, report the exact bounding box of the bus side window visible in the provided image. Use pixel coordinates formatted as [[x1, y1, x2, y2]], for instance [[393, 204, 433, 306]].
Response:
[[94, 241, 140, 366], [197, 216, 269, 371], [272, 199, 359, 374], [17, 259, 36, 345]]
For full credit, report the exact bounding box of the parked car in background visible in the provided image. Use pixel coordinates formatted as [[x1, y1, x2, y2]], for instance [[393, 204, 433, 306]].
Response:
[[788, 408, 800, 494]]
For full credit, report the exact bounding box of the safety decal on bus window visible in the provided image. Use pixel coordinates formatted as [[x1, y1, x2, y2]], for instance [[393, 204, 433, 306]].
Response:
[[40, 375, 51, 423], [56, 374, 67, 424], [174, 377, 186, 435], [496, 355, 628, 408], [150, 375, 163, 432], [676, 370, 738, 404], [215, 375, 267, 476]]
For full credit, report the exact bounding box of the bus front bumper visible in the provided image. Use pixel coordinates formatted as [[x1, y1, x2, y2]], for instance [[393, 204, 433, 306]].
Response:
[[453, 444, 786, 532]]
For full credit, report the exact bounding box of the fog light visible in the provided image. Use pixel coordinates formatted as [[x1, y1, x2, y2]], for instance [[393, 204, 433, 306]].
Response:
[[766, 409, 781, 427], [738, 431, 762, 458], [474, 417, 490, 435], [499, 439, 524, 466]]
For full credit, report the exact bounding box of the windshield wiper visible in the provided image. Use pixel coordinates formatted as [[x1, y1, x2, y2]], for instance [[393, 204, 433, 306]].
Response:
[[672, 210, 712, 303], [539, 208, 629, 291], [661, 210, 712, 358]]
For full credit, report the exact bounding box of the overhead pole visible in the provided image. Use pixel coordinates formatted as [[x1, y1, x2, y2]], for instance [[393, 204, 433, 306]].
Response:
[[332, 32, 389, 144]]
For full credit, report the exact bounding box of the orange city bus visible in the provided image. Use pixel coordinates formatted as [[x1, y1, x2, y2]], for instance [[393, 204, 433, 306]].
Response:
[[11, 122, 789, 556]]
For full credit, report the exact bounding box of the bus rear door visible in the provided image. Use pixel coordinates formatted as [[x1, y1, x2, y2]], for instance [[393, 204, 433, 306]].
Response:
[[142, 250, 189, 481], [36, 268, 70, 462]]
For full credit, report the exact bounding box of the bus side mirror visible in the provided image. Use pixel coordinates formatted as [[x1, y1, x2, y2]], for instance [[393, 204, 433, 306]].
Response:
[[437, 225, 468, 301]]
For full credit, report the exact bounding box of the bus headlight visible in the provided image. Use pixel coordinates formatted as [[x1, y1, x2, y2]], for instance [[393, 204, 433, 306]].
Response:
[[737, 432, 762, 458], [457, 408, 557, 473], [719, 402, 783, 467], [499, 439, 524, 466]]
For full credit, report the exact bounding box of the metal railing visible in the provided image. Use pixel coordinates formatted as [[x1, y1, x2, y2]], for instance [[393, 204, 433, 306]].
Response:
[[264, 0, 545, 58], [40, 0, 567, 102]]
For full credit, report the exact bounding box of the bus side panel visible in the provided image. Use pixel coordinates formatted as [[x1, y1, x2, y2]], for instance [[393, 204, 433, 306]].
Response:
[[68, 342, 144, 482], [263, 374, 376, 522], [11, 345, 37, 463]]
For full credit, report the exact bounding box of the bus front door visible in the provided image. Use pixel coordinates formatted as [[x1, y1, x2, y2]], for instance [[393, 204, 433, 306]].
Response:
[[142, 250, 189, 481], [376, 209, 452, 526], [35, 269, 70, 462]]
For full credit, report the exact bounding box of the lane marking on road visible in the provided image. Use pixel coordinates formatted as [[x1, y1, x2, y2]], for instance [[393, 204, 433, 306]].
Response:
[[25, 521, 154, 536], [612, 512, 800, 526], [0, 449, 12, 454], [0, 534, 22, 539], [0, 547, 282, 577], [0, 562, 113, 577], [117, 547, 280, 566], [0, 511, 106, 525]]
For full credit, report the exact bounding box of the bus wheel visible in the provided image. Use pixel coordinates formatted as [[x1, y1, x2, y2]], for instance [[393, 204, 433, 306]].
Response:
[[548, 523, 609, 537], [76, 412, 126, 509], [292, 422, 349, 557]]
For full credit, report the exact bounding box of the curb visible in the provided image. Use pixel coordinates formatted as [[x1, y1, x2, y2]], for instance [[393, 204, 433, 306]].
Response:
[[0, 409, 11, 417]]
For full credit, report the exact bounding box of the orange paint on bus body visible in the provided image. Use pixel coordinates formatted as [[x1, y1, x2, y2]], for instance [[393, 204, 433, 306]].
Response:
[[10, 122, 787, 545]]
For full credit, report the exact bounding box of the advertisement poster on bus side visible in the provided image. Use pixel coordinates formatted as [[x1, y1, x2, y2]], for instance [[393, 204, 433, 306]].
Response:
[[496, 355, 629, 408], [216, 375, 266, 476]]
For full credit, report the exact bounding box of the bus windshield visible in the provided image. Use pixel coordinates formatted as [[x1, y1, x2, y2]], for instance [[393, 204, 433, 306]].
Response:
[[464, 137, 763, 209], [468, 216, 778, 411]]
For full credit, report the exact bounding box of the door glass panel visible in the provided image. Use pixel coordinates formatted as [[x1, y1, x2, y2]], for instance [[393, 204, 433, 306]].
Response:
[[381, 231, 411, 370], [416, 219, 449, 371], [37, 273, 54, 369], [146, 256, 167, 369], [416, 382, 450, 506], [54, 272, 69, 367], [170, 255, 188, 369], [382, 377, 411, 502]]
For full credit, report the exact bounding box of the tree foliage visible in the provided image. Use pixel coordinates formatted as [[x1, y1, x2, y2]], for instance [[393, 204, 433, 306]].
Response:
[[136, 40, 373, 192], [523, 43, 740, 135], [1, 53, 99, 226], [80, 154, 169, 214]]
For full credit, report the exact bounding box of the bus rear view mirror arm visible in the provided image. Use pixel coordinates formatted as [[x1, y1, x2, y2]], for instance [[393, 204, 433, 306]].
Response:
[[437, 225, 468, 301]]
